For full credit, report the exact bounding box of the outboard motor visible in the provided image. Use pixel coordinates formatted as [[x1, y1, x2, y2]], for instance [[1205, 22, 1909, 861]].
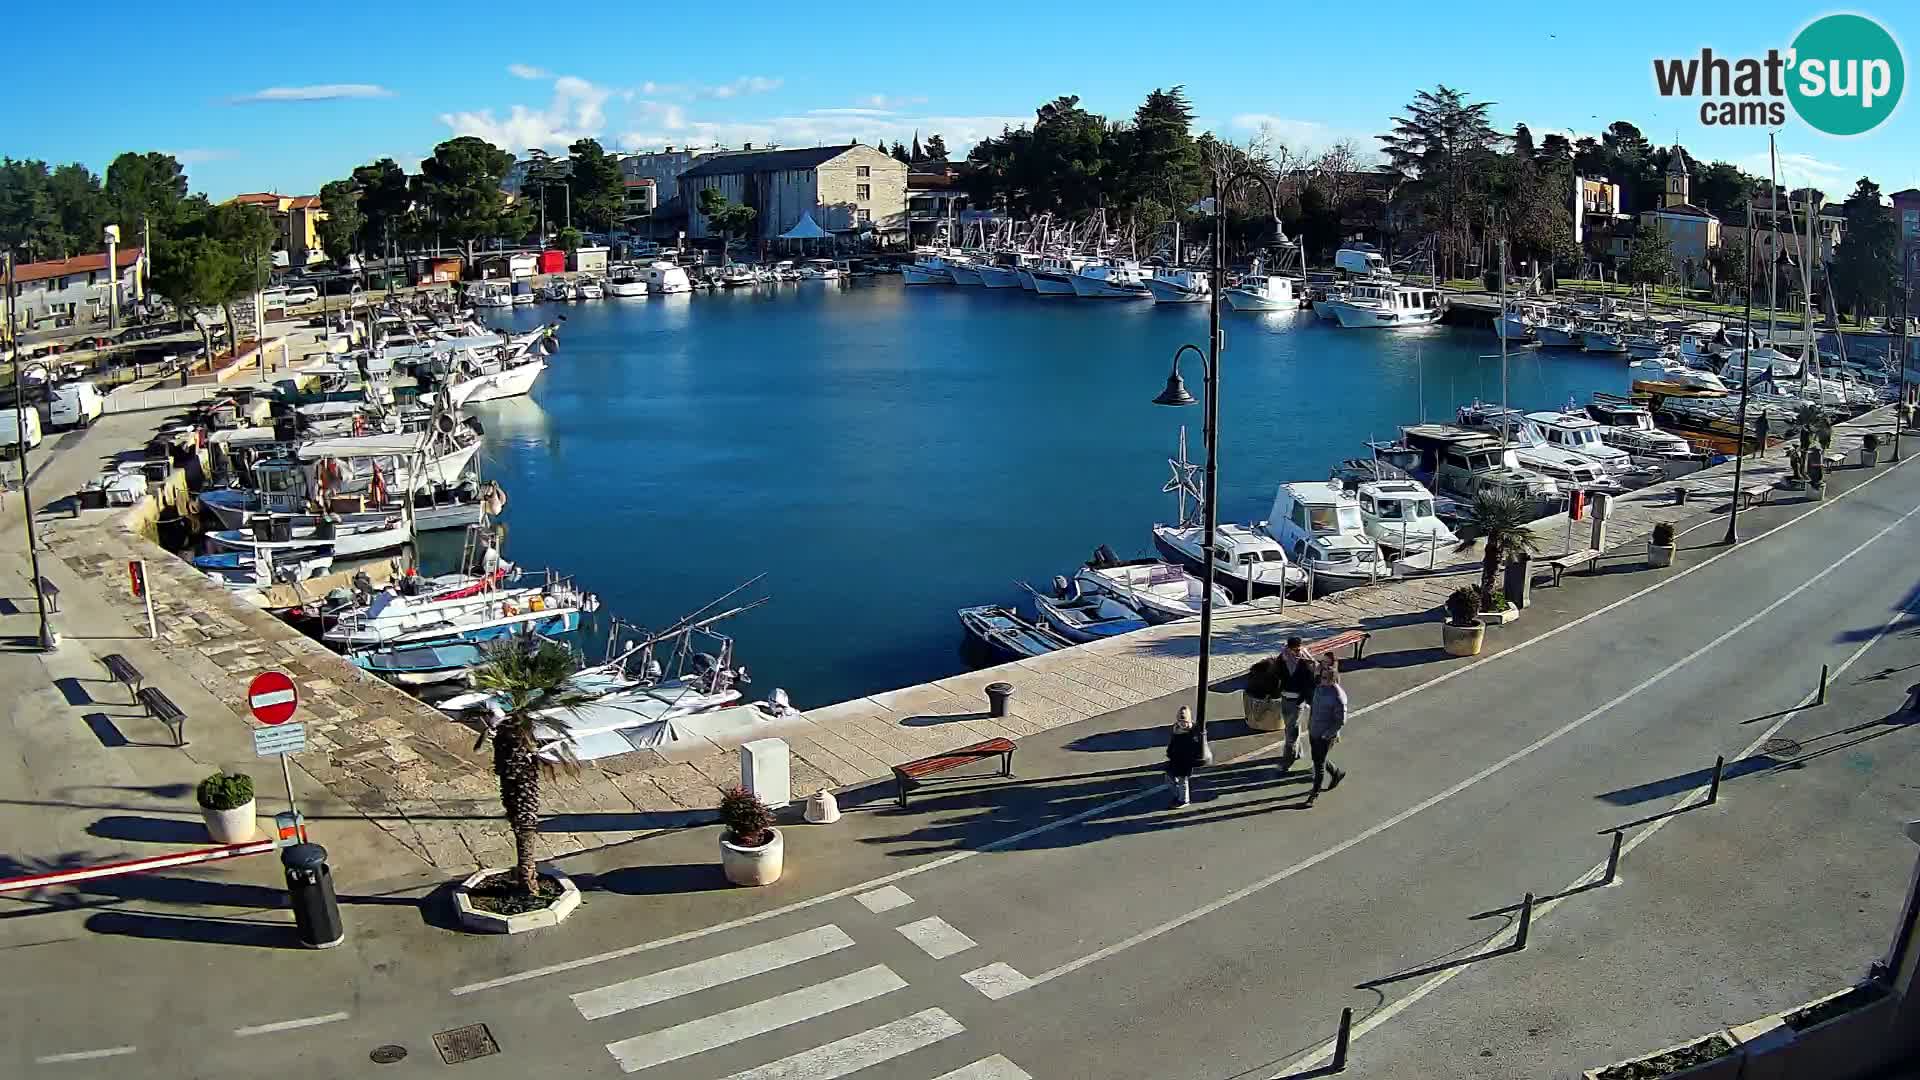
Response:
[[1094, 544, 1119, 566], [1052, 575, 1073, 599]]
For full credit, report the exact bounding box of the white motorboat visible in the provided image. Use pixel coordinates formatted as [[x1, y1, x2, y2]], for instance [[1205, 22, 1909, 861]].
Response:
[[1635, 357, 1731, 392], [643, 261, 691, 294], [469, 283, 513, 309], [1224, 273, 1298, 311], [1586, 396, 1695, 458], [1523, 410, 1637, 475], [1027, 254, 1087, 296], [194, 547, 334, 590], [1579, 320, 1628, 353], [1457, 405, 1620, 491], [510, 282, 535, 305], [947, 259, 986, 286], [207, 513, 412, 558], [1322, 281, 1445, 329], [1069, 260, 1153, 299], [1152, 522, 1307, 601], [1073, 545, 1232, 624], [799, 258, 844, 280], [1027, 579, 1150, 644], [323, 579, 592, 649], [901, 249, 955, 285], [1265, 482, 1391, 592], [540, 279, 578, 303], [576, 279, 604, 300], [297, 423, 484, 494], [717, 265, 756, 288], [972, 256, 1024, 289], [1143, 268, 1210, 304], [1533, 315, 1580, 347], [1351, 477, 1457, 559], [607, 266, 649, 297]]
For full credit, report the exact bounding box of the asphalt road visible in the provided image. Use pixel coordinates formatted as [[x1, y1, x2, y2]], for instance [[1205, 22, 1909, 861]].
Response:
[[6, 446, 1920, 1079]]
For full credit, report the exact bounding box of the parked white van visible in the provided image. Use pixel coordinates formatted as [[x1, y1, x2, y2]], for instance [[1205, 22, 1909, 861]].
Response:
[[50, 381, 104, 429], [0, 407, 43, 456]]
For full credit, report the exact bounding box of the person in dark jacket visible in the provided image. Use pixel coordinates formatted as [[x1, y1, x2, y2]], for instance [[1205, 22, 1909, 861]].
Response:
[[1305, 658, 1349, 806], [1165, 705, 1205, 807], [1277, 636, 1319, 772]]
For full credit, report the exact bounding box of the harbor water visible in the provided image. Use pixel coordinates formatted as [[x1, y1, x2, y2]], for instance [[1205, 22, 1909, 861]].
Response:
[[472, 281, 1633, 709]]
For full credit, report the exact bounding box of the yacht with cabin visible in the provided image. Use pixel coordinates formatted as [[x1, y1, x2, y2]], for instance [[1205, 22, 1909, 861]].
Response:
[[1321, 280, 1445, 329], [1264, 482, 1391, 593]]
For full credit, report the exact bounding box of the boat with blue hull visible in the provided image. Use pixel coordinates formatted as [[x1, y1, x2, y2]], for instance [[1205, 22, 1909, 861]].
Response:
[[958, 604, 1073, 663]]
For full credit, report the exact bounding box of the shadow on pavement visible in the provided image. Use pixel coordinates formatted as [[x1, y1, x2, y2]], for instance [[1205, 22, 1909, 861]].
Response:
[[82, 712, 131, 748], [54, 677, 92, 707], [87, 815, 208, 845], [1595, 755, 1782, 807], [84, 910, 302, 949], [1064, 728, 1166, 753], [573, 863, 729, 896]]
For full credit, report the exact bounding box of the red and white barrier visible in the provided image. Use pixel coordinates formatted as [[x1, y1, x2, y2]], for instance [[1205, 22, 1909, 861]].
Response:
[[0, 838, 277, 894]]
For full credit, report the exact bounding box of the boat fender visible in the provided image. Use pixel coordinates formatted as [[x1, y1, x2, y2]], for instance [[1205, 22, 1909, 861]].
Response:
[[503, 602, 518, 616]]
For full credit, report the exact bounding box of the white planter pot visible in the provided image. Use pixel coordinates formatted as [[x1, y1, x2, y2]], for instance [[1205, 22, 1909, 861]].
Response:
[[1477, 605, 1519, 626], [202, 799, 258, 844], [1648, 542, 1675, 568], [721, 827, 784, 886]]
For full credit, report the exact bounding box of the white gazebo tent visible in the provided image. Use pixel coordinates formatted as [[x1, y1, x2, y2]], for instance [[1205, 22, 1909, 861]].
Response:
[[779, 210, 830, 256]]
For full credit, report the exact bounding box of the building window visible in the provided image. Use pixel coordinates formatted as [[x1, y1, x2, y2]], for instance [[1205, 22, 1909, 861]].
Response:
[[857, 208, 871, 223], [856, 165, 870, 178], [856, 184, 871, 200]]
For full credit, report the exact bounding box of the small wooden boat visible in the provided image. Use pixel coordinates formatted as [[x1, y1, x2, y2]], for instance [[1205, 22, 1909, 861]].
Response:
[[1026, 580, 1149, 644], [957, 604, 1072, 664], [347, 642, 488, 687]]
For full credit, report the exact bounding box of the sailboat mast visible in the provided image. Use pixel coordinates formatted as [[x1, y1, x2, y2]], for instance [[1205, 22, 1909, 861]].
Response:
[[1498, 235, 1509, 452], [1767, 135, 1780, 346]]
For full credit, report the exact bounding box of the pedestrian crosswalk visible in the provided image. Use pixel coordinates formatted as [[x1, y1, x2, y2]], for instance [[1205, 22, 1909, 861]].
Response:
[[570, 914, 1033, 1078]]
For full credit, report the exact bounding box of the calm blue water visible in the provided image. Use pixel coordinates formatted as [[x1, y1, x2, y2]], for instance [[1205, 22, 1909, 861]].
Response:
[[470, 281, 1632, 708]]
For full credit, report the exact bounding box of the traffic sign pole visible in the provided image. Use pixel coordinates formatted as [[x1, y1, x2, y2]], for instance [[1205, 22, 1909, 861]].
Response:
[[129, 560, 155, 639], [247, 671, 305, 841], [279, 754, 302, 843]]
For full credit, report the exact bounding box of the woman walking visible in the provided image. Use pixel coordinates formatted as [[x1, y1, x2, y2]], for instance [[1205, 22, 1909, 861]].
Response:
[[1165, 705, 1205, 807], [1306, 659, 1349, 806]]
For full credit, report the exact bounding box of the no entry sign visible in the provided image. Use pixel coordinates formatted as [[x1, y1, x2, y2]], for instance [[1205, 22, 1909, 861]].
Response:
[[247, 671, 299, 725]]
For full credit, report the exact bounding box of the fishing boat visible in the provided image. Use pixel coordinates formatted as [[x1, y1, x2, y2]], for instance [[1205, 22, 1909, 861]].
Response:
[[194, 547, 334, 590], [1143, 268, 1210, 304], [1068, 259, 1153, 299], [322, 576, 595, 649], [1028, 254, 1088, 296], [1224, 271, 1297, 311], [1024, 580, 1149, 644], [347, 641, 490, 687], [206, 513, 412, 559], [1496, 301, 1542, 342], [972, 255, 1025, 289], [1264, 482, 1392, 592], [1322, 280, 1446, 329], [1578, 319, 1628, 353], [1532, 314, 1580, 347], [947, 259, 986, 287], [901, 250, 955, 285], [607, 265, 649, 297], [958, 604, 1073, 663], [1073, 546, 1230, 624]]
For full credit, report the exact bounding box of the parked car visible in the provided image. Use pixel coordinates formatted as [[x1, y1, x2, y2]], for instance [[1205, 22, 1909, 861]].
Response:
[[283, 286, 320, 305]]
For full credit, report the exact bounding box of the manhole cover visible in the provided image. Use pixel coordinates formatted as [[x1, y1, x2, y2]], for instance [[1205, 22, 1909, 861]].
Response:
[[369, 1045, 408, 1065], [434, 1023, 500, 1064], [1761, 737, 1803, 758]]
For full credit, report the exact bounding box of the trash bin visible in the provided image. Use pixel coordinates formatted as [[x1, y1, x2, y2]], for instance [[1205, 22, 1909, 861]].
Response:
[[1673, 486, 1690, 506], [985, 682, 1014, 719], [281, 843, 344, 949], [1503, 552, 1533, 611]]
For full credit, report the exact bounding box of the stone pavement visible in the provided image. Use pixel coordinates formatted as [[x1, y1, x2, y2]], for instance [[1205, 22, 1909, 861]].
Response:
[[13, 328, 1901, 886]]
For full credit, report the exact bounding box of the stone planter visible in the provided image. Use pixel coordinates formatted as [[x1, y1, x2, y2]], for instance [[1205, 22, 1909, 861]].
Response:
[[721, 827, 784, 886], [1739, 983, 1896, 1080], [453, 868, 581, 933], [1477, 604, 1518, 626], [201, 799, 258, 844], [1647, 542, 1676, 568], [1243, 693, 1285, 733], [1582, 1031, 1743, 1080], [1442, 621, 1484, 656]]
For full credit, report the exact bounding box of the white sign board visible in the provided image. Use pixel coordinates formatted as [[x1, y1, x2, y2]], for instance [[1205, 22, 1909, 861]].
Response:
[[253, 722, 308, 758]]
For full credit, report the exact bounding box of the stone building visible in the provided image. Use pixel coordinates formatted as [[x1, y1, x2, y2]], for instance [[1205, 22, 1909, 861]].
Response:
[[1636, 147, 1721, 288], [678, 144, 906, 248]]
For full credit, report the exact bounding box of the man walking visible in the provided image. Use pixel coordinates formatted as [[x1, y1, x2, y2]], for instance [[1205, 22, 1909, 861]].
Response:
[[1277, 636, 1318, 773], [1305, 658, 1349, 806]]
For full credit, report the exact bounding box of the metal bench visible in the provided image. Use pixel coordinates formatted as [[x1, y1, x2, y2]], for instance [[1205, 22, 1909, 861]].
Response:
[[893, 737, 1016, 808], [1739, 483, 1773, 509], [1305, 629, 1371, 662], [1823, 451, 1847, 469], [134, 686, 186, 747], [1542, 548, 1602, 587], [100, 653, 144, 702], [35, 576, 59, 613]]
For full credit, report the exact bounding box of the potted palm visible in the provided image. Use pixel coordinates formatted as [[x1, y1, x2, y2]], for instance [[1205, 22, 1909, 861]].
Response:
[[1443, 586, 1485, 656], [1242, 655, 1286, 733], [1648, 521, 1677, 568], [719, 787, 783, 886], [1453, 491, 1542, 625], [197, 771, 257, 843], [453, 640, 586, 933]]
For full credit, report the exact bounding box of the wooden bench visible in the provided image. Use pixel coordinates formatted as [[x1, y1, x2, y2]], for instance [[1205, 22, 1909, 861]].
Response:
[[100, 653, 144, 702], [35, 576, 59, 613], [135, 686, 187, 747], [1542, 548, 1602, 587], [1739, 483, 1773, 509], [893, 738, 1016, 808], [1305, 629, 1371, 662]]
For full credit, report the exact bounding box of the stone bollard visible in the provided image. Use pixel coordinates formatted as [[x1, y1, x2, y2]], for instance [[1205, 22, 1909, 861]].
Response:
[[985, 682, 1014, 719], [804, 788, 840, 824], [740, 738, 791, 808]]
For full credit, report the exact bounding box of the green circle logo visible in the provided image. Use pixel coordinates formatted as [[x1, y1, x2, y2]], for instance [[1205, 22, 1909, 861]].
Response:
[[1788, 14, 1905, 136]]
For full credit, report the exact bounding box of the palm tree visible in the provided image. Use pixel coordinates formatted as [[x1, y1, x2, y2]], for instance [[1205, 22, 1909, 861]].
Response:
[[1453, 491, 1545, 606], [467, 640, 586, 895]]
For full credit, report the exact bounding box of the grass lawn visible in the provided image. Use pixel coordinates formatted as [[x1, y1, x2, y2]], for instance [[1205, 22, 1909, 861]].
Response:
[[1443, 276, 1880, 331]]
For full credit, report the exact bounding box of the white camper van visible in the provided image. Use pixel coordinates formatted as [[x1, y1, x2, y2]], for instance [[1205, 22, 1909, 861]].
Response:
[[50, 381, 104, 429]]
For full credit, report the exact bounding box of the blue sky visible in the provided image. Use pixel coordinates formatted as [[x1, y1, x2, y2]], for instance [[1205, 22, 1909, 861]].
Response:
[[10, 2, 1918, 201]]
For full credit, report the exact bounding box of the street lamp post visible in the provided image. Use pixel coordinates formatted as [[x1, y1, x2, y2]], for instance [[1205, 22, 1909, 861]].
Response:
[[4, 252, 56, 650], [1152, 163, 1285, 756], [1724, 204, 1757, 546], [1896, 249, 1916, 463]]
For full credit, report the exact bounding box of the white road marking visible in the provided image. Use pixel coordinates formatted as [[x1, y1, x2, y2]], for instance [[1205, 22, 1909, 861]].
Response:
[[1014, 493, 1920, 996], [895, 915, 977, 959], [932, 1055, 1036, 1080], [960, 962, 1032, 1000], [232, 1011, 350, 1037], [34, 1047, 136, 1064], [718, 1007, 963, 1080], [604, 964, 905, 1074], [450, 455, 1908, 999], [1274, 574, 1920, 1076], [854, 885, 914, 913], [573, 925, 854, 1020]]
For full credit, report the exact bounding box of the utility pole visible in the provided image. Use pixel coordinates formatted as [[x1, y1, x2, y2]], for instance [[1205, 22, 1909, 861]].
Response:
[[1725, 202, 1757, 546], [5, 253, 56, 650]]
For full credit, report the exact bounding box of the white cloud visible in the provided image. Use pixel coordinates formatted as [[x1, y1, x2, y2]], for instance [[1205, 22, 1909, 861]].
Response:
[[440, 73, 613, 152], [859, 94, 928, 110], [701, 76, 783, 100], [807, 107, 896, 117], [1736, 150, 1851, 192], [618, 112, 1024, 155], [506, 63, 550, 80], [230, 83, 393, 104], [161, 148, 238, 164]]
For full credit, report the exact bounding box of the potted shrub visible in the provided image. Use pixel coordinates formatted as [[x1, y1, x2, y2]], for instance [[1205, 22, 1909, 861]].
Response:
[[1443, 586, 1485, 656], [719, 786, 783, 886], [1242, 655, 1285, 733], [1454, 491, 1542, 625], [1861, 432, 1881, 467], [197, 771, 257, 843], [1477, 588, 1519, 625], [452, 640, 586, 933], [1648, 521, 1677, 568]]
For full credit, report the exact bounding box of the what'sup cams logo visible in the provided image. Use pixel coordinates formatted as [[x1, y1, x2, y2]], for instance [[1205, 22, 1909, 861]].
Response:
[[1653, 13, 1905, 136]]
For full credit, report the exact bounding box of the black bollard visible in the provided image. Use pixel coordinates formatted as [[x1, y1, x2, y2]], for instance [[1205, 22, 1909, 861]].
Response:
[[1707, 756, 1725, 805], [282, 843, 344, 949], [1331, 1006, 1353, 1072], [985, 682, 1014, 719], [1603, 829, 1623, 886], [1515, 892, 1534, 950]]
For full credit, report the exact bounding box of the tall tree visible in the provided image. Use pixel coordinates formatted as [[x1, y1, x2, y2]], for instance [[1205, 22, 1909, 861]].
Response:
[[923, 133, 949, 164], [207, 201, 276, 342], [1829, 177, 1898, 317], [1536, 133, 1572, 162], [1623, 219, 1675, 285], [910, 132, 922, 162], [0, 160, 63, 261], [417, 136, 521, 262], [350, 157, 413, 256], [566, 138, 625, 234], [49, 163, 107, 258], [889, 141, 910, 165], [696, 186, 756, 252], [1511, 124, 1536, 161], [1378, 85, 1504, 278], [104, 151, 189, 239], [1693, 161, 1761, 219], [316, 180, 365, 269]]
